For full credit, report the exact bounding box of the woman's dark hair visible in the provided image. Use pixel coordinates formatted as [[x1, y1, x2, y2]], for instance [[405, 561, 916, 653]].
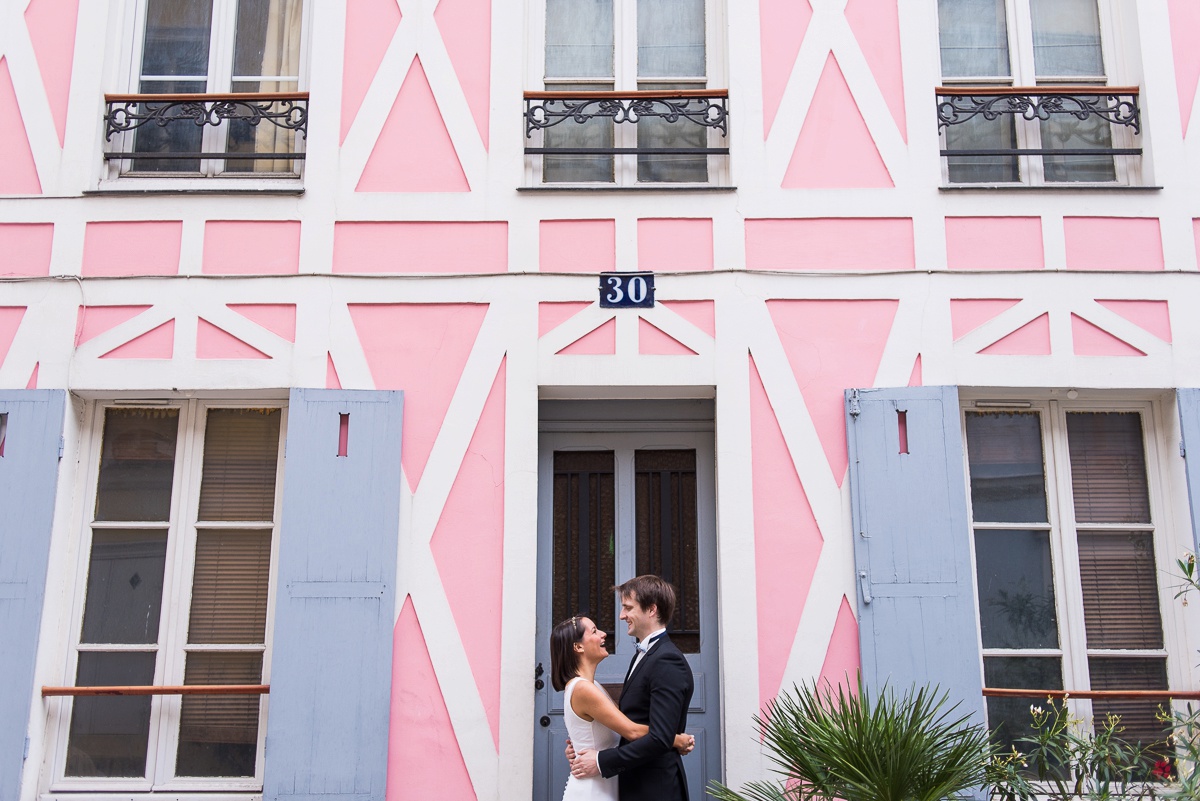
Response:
[[550, 616, 585, 692]]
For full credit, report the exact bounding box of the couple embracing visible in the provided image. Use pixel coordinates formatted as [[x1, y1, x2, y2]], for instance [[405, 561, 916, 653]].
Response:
[[550, 575, 695, 801]]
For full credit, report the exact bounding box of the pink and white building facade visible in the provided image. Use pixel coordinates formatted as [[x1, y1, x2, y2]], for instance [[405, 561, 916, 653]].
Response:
[[3, 1, 1200, 800]]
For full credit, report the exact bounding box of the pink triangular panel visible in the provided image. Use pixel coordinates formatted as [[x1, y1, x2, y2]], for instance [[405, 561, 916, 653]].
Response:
[[357, 58, 469, 192], [326, 354, 342, 389], [556, 318, 616, 355], [75, 305, 152, 347], [662, 300, 715, 338], [760, 0, 812, 136], [25, 0, 79, 146], [435, 0, 491, 148], [341, 0, 401, 144], [639, 319, 697, 356], [0, 307, 26, 368], [389, 597, 479, 801], [783, 55, 892, 188], [766, 299, 898, 485], [907, 354, 922, 386], [1170, 0, 1200, 136], [0, 59, 41, 194], [979, 313, 1051, 356], [349, 303, 489, 492], [845, 0, 906, 140], [751, 357, 823, 708], [949, 299, 1021, 341], [1096, 300, 1172, 343], [197, 319, 270, 360], [228, 304, 297, 343], [101, 320, 175, 359], [538, 302, 592, 338], [430, 358, 506, 749], [1071, 314, 1145, 357], [26, 362, 39, 389], [817, 596, 861, 690]]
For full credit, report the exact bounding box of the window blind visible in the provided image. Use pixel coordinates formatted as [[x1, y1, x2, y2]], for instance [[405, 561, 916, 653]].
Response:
[[1066, 412, 1150, 524], [197, 409, 281, 521], [1077, 531, 1163, 650], [187, 529, 271, 645]]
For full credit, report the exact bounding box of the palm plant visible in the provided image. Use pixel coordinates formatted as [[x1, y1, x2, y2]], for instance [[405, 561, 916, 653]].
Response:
[[709, 676, 992, 801]]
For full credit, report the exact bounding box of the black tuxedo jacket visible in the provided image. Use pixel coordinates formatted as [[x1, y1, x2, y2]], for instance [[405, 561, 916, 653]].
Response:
[[596, 635, 694, 801]]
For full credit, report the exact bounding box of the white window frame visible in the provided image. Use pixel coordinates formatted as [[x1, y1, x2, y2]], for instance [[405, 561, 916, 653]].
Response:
[[937, 0, 1143, 187], [525, 0, 729, 187], [44, 399, 286, 795], [100, 0, 311, 191], [961, 396, 1193, 732]]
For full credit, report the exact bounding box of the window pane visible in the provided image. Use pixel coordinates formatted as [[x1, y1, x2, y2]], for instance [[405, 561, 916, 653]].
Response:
[[1078, 531, 1163, 650], [66, 652, 156, 777], [95, 408, 179, 522], [188, 529, 272, 644], [945, 113, 1019, 183], [635, 450, 700, 652], [233, 0, 302, 80], [553, 451, 617, 651], [636, 82, 708, 183], [983, 656, 1063, 754], [1041, 115, 1117, 183], [975, 529, 1058, 649], [1030, 0, 1104, 78], [542, 83, 615, 183], [1089, 657, 1169, 751], [141, 0, 213, 78], [176, 652, 263, 777], [965, 412, 1047, 523], [545, 0, 613, 78], [937, 0, 1010, 78], [81, 530, 168, 645], [638, 0, 705, 78], [1066, 412, 1150, 523], [197, 408, 281, 521]]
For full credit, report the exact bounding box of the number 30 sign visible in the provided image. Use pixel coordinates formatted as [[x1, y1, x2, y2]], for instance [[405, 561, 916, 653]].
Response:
[[598, 272, 655, 308]]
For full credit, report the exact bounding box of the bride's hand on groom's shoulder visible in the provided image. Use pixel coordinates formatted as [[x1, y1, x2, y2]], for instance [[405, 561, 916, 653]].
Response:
[[563, 738, 575, 762]]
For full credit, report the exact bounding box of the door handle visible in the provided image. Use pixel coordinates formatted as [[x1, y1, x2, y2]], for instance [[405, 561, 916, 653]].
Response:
[[540, 715, 551, 728]]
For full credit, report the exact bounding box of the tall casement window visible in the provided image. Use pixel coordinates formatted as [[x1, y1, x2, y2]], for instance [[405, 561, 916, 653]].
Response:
[[107, 0, 306, 177], [936, 0, 1141, 185], [963, 402, 1172, 752], [539, 0, 718, 184], [54, 402, 283, 790]]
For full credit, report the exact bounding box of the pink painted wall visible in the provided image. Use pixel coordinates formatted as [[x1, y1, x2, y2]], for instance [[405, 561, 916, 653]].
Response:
[[341, 0, 402, 144], [228, 304, 297, 343], [203, 221, 300, 275], [334, 222, 507, 274], [1096, 300, 1172, 343], [946, 218, 1044, 271], [0, 307, 26, 368], [759, 0, 812, 135], [196, 320, 269, 359], [949, 299, 1021, 340], [1170, 0, 1200, 136], [556, 317, 616, 355], [75, 305, 151, 347], [818, 597, 861, 688], [746, 219, 914, 271], [434, 0, 491, 148], [100, 320, 175, 359], [538, 302, 592, 337], [978, 313, 1051, 356], [24, 0, 79, 146], [357, 58, 469, 192], [1063, 217, 1163, 271], [429, 359, 506, 747], [844, 0, 905, 140], [0, 59, 41, 194], [638, 218, 713, 271], [1071, 314, 1144, 357], [0, 223, 53, 276], [639, 319, 696, 355], [540, 221, 614, 273], [83, 222, 182, 277], [662, 300, 715, 338]]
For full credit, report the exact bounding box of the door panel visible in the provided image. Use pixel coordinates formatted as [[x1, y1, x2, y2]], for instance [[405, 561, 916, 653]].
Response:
[[534, 425, 719, 801]]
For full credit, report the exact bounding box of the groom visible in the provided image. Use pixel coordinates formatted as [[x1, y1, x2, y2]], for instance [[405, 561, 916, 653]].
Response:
[[571, 575, 694, 800]]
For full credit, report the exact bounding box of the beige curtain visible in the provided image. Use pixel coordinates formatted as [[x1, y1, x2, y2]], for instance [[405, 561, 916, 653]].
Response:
[[254, 0, 303, 172]]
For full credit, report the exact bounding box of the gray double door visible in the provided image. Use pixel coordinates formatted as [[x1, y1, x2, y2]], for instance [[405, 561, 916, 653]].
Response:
[[533, 411, 720, 801]]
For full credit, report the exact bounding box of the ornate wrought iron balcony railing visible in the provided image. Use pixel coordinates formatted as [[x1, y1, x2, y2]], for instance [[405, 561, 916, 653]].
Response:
[[523, 89, 729, 156], [935, 85, 1140, 157], [103, 92, 308, 162]]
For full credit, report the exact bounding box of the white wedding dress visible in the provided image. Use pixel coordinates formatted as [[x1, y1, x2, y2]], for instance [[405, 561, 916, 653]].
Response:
[[561, 676, 620, 801]]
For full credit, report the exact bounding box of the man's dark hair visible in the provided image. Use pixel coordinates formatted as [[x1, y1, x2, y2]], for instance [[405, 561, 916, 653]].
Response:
[[615, 575, 676, 626]]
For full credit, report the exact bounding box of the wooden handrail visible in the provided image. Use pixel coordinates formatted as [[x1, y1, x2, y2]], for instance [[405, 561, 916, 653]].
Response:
[[43, 684, 269, 697], [105, 92, 308, 103], [984, 688, 1200, 701], [935, 85, 1139, 97], [525, 89, 728, 100]]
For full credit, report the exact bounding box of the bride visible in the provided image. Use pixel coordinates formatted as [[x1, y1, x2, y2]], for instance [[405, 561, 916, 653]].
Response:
[[550, 615, 694, 801]]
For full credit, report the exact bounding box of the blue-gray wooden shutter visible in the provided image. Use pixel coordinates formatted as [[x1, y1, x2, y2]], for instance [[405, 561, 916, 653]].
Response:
[[1177, 390, 1200, 556], [263, 389, 403, 801], [0, 390, 66, 801], [844, 387, 985, 732]]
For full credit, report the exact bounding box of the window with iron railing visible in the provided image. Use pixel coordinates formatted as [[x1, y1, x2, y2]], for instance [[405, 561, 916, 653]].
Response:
[[527, 0, 729, 186], [104, 0, 306, 179], [964, 401, 1176, 755], [935, 0, 1142, 186]]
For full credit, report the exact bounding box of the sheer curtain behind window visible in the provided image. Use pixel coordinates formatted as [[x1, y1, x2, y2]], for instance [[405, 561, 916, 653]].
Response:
[[544, 0, 614, 182], [637, 0, 706, 182]]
